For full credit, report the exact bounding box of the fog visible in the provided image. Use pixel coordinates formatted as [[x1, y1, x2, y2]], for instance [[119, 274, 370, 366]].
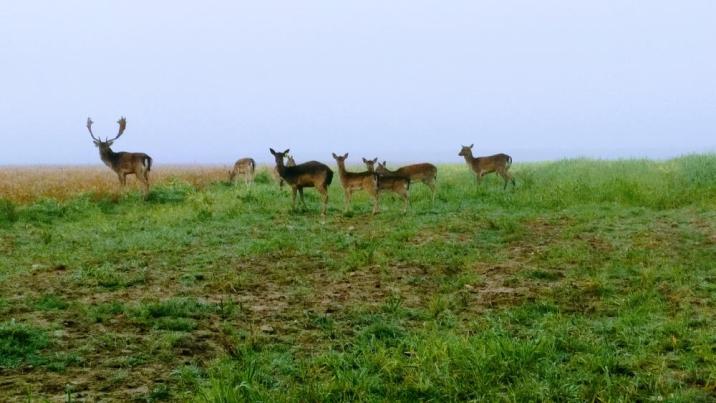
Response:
[[1, 1, 714, 165]]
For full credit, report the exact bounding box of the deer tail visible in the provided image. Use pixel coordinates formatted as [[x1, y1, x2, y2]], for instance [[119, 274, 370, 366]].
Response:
[[324, 169, 334, 187], [506, 155, 512, 169], [144, 155, 153, 172]]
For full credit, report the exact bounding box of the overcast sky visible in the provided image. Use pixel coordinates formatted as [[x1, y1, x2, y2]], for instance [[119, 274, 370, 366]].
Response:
[[0, 1, 714, 165]]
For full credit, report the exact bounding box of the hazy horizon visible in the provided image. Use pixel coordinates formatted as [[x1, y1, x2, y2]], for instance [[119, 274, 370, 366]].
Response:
[[1, 1, 714, 165]]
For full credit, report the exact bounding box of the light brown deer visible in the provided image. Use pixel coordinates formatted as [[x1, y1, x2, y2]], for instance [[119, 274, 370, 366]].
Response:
[[274, 154, 296, 188], [333, 153, 379, 214], [371, 160, 437, 201], [458, 144, 515, 189], [270, 148, 333, 215], [229, 158, 256, 184], [362, 158, 410, 212], [87, 117, 152, 197]]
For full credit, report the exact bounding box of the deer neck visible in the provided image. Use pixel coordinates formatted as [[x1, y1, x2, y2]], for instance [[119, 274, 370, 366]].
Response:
[[99, 147, 119, 169], [336, 160, 348, 178], [462, 153, 475, 166], [275, 159, 286, 176]]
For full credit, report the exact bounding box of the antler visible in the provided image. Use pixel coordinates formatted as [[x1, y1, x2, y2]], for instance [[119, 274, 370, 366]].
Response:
[[86, 117, 100, 141], [106, 116, 127, 142]]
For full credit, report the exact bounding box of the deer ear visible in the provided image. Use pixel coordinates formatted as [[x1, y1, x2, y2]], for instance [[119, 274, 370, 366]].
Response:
[[270, 148, 276, 155], [284, 149, 290, 154], [373, 158, 378, 163], [469, 144, 474, 148], [332, 153, 338, 159], [382, 161, 387, 166], [362, 158, 368, 163], [344, 153, 349, 159]]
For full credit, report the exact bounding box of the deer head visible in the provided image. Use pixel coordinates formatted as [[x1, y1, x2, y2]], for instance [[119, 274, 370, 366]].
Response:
[[362, 157, 378, 172], [331, 152, 349, 163], [458, 144, 474, 158], [270, 148, 291, 167]]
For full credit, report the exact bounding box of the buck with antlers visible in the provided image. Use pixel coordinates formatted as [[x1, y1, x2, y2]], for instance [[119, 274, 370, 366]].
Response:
[[333, 153, 379, 214], [362, 157, 410, 212], [87, 117, 153, 196], [270, 148, 333, 215], [229, 158, 256, 185], [369, 159, 437, 201], [458, 144, 515, 189]]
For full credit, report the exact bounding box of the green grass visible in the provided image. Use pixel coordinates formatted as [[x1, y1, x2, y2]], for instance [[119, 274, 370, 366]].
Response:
[[0, 155, 714, 401]]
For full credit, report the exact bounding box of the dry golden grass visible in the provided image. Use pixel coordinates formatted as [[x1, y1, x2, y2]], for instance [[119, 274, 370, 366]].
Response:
[[0, 165, 257, 203]]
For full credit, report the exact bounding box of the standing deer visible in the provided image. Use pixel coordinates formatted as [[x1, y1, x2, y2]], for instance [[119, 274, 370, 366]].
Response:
[[458, 144, 515, 189], [87, 117, 152, 197], [270, 148, 333, 215], [370, 159, 437, 201], [274, 154, 296, 188], [362, 158, 410, 212], [229, 158, 256, 185], [333, 153, 379, 214]]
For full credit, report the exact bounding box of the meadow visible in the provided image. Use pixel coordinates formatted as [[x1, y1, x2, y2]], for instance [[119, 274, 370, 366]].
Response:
[[0, 155, 715, 402]]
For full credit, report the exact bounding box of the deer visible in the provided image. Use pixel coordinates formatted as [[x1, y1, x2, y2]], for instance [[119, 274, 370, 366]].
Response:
[[270, 148, 333, 215], [362, 158, 410, 212], [370, 159, 437, 201], [87, 117, 153, 197], [332, 153, 379, 214], [458, 144, 515, 189], [274, 154, 296, 188], [229, 158, 256, 185]]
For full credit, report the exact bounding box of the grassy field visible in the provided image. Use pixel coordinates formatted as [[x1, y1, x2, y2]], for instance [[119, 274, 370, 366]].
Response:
[[0, 155, 715, 402]]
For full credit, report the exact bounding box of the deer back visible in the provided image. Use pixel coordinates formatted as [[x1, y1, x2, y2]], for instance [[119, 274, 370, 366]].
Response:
[[473, 153, 512, 173], [281, 161, 333, 188], [110, 151, 152, 174], [395, 163, 437, 181]]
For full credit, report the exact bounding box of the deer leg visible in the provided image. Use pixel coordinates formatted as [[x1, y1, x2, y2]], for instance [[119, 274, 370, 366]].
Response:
[[319, 186, 329, 215], [298, 187, 306, 209], [426, 179, 436, 203], [291, 187, 298, 210], [138, 170, 150, 197], [343, 190, 352, 212], [401, 190, 409, 213], [498, 170, 512, 190]]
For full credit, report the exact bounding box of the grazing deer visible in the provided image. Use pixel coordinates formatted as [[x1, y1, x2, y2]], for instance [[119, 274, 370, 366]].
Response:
[[362, 158, 410, 212], [458, 144, 515, 189], [274, 154, 296, 188], [333, 153, 379, 214], [229, 158, 256, 184], [270, 148, 333, 215], [370, 160, 437, 201], [87, 117, 152, 197]]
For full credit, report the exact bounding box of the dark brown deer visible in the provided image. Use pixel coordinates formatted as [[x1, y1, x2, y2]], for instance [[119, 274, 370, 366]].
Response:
[[333, 153, 379, 214], [229, 158, 256, 184], [458, 144, 515, 189], [362, 158, 410, 212], [87, 117, 152, 196], [274, 154, 296, 188], [371, 160, 437, 201], [270, 148, 333, 215]]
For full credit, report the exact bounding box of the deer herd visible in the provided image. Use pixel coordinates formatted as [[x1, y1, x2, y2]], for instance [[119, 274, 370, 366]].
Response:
[[86, 117, 516, 214]]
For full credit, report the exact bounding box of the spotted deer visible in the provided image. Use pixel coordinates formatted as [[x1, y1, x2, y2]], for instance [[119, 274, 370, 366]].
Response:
[[372, 160, 437, 201], [362, 158, 410, 212], [458, 144, 515, 189], [270, 148, 333, 215], [333, 153, 379, 214], [229, 158, 256, 184], [86, 117, 152, 197]]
